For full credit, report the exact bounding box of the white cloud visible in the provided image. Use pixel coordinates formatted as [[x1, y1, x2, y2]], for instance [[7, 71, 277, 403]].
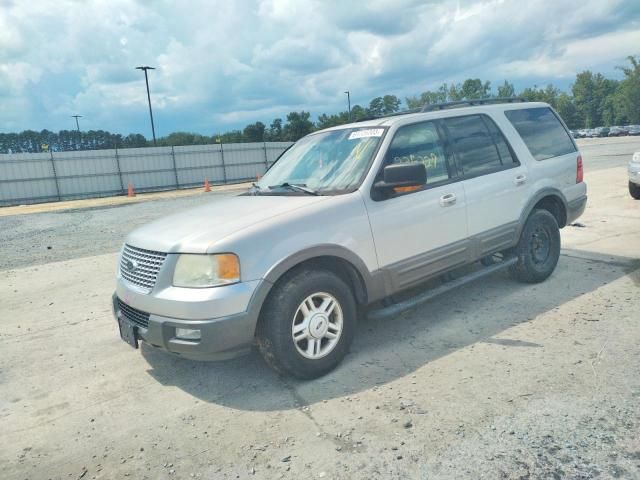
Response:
[[0, 0, 638, 135]]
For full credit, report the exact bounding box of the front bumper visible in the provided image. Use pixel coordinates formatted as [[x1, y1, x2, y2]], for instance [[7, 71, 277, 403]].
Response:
[[112, 277, 269, 361]]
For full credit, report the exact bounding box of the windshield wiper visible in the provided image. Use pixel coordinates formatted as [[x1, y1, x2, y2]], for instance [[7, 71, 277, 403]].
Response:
[[268, 182, 319, 195], [247, 183, 262, 195]]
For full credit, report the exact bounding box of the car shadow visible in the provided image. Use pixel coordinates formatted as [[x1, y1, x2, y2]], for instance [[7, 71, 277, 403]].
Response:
[[141, 248, 639, 412]]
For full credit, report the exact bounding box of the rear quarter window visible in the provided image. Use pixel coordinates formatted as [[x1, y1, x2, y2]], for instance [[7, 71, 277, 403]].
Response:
[[504, 107, 576, 161]]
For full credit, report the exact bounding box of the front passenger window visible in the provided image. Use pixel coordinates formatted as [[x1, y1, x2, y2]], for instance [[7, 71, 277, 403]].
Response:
[[386, 121, 449, 185]]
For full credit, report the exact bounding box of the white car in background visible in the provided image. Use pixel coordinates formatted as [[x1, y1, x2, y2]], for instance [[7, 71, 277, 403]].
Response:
[[629, 152, 640, 199]]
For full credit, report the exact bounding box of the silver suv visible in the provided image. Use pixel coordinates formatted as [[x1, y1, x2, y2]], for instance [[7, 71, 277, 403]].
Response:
[[113, 100, 587, 379]]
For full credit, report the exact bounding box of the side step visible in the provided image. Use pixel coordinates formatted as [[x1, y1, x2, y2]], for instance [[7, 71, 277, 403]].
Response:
[[367, 256, 518, 321]]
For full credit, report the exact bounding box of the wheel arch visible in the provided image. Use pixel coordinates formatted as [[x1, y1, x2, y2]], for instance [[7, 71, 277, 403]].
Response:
[[517, 188, 568, 238], [263, 245, 382, 305], [247, 245, 385, 337]]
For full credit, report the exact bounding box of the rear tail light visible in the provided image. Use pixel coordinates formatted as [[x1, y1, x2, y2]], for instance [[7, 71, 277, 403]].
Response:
[[576, 155, 583, 183]]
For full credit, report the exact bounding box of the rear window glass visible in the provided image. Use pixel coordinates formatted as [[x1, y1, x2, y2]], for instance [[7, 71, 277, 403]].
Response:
[[504, 107, 576, 160]]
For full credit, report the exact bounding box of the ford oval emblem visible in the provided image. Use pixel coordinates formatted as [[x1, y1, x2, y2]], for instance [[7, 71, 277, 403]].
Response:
[[124, 259, 138, 272]]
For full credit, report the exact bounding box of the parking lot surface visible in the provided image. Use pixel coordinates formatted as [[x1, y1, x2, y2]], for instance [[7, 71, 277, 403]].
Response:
[[1, 137, 639, 479]]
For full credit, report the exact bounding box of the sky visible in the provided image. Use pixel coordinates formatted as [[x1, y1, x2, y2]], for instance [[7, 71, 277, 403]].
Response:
[[1, 0, 639, 137]]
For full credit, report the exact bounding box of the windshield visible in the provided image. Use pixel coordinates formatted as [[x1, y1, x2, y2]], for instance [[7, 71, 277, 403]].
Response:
[[255, 127, 385, 194]]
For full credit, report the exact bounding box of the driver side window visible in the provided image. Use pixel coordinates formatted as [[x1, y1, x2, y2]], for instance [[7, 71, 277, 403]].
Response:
[[386, 121, 450, 185]]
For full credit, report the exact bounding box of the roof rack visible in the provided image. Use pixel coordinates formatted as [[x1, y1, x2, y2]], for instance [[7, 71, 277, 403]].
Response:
[[420, 97, 525, 112], [354, 108, 422, 123], [353, 97, 527, 123]]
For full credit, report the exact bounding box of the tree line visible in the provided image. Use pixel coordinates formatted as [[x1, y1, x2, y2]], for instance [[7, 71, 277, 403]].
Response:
[[2, 56, 638, 154], [0, 130, 148, 154]]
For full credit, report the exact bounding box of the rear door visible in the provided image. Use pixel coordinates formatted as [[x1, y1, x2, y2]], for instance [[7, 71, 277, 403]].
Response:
[[441, 114, 527, 257]]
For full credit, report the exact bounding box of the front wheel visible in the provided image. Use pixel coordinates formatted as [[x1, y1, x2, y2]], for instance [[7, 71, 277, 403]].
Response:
[[256, 268, 356, 379], [630, 181, 640, 200], [509, 209, 561, 283]]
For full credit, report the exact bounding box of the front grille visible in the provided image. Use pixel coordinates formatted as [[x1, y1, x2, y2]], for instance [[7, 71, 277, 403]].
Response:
[[117, 298, 150, 329], [120, 244, 167, 292]]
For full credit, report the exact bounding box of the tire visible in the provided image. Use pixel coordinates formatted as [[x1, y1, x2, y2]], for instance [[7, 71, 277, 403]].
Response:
[[630, 181, 640, 200], [256, 268, 357, 379], [509, 209, 561, 284]]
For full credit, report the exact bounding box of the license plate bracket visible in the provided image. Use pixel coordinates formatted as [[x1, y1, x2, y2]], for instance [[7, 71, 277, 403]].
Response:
[[118, 317, 139, 349]]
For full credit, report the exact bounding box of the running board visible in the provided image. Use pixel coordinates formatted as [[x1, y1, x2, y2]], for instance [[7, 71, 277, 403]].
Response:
[[367, 256, 518, 321]]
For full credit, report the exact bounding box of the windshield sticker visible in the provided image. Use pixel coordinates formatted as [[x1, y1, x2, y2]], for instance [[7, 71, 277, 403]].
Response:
[[348, 128, 384, 140]]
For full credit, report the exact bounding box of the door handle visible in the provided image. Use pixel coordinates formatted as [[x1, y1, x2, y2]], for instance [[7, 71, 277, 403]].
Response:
[[439, 193, 457, 207], [514, 174, 527, 186]]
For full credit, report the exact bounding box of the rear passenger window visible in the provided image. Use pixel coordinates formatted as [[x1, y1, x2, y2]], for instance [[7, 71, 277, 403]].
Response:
[[386, 121, 449, 185], [504, 107, 576, 160], [443, 115, 504, 176], [483, 117, 517, 165]]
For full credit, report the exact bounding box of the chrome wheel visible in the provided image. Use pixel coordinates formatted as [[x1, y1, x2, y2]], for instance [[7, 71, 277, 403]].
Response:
[[291, 292, 343, 359]]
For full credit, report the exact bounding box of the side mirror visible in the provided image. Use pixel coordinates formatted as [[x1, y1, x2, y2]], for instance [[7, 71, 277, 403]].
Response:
[[374, 163, 427, 190]]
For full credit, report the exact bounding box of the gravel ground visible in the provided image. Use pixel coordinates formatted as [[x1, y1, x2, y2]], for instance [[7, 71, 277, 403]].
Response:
[[1, 136, 639, 480], [0, 191, 234, 271]]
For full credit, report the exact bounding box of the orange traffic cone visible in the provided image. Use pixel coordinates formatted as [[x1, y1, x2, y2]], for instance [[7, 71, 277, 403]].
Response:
[[127, 183, 135, 197], [204, 178, 211, 192]]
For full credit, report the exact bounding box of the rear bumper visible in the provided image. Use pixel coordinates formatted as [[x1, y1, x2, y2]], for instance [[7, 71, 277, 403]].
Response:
[[566, 194, 587, 225]]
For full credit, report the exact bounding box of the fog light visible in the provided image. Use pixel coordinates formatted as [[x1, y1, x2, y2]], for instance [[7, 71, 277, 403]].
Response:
[[175, 328, 201, 341]]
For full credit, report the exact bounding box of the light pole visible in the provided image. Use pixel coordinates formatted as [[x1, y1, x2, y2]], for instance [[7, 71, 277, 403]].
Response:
[[344, 91, 351, 121], [71, 115, 82, 149], [136, 66, 157, 145]]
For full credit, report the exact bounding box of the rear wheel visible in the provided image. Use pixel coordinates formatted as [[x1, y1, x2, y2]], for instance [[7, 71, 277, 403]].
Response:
[[256, 268, 356, 379], [630, 181, 640, 200], [509, 209, 561, 283]]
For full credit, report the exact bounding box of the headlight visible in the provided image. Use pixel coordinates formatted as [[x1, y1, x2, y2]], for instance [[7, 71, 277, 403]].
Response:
[[632, 152, 640, 163], [173, 254, 240, 288]]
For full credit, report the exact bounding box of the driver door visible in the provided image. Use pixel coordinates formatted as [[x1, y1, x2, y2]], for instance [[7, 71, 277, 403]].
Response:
[[365, 120, 469, 292]]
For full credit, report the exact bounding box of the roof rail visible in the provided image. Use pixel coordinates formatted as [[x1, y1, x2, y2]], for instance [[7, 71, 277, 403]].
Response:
[[354, 108, 422, 123], [420, 97, 525, 112], [352, 98, 526, 123]]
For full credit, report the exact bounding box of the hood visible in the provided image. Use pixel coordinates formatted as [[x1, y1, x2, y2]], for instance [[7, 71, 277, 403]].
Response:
[[125, 195, 329, 253]]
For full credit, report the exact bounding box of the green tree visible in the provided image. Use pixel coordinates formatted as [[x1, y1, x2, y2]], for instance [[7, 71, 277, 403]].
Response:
[[367, 95, 401, 116], [614, 56, 640, 124], [406, 84, 448, 109], [572, 72, 617, 127], [519, 84, 561, 107], [282, 111, 314, 141], [121, 133, 148, 148], [243, 121, 266, 142], [497, 80, 515, 98], [382, 95, 401, 114], [350, 104, 368, 121], [555, 93, 579, 129], [265, 118, 283, 141], [316, 111, 350, 129], [218, 130, 244, 143], [460, 78, 491, 99], [157, 132, 210, 146]]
